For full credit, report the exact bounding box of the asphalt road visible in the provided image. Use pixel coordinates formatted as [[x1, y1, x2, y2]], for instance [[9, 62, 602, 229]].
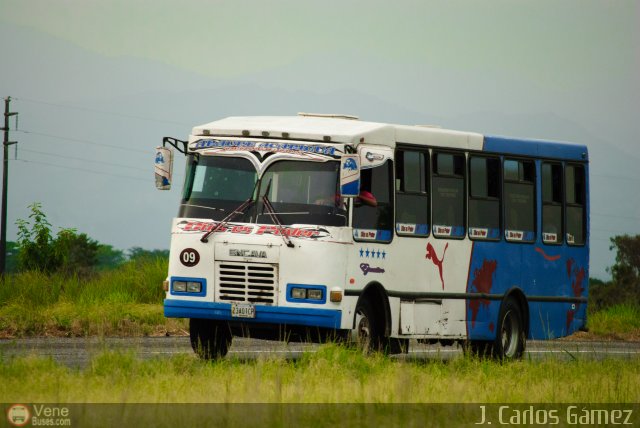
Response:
[[1, 337, 639, 368]]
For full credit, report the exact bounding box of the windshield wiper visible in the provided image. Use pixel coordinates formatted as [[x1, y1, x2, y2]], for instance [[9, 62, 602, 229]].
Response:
[[200, 180, 259, 243], [200, 198, 254, 243], [261, 179, 295, 248]]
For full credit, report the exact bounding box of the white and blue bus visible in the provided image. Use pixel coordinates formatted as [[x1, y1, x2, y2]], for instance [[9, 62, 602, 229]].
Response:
[[155, 114, 589, 359]]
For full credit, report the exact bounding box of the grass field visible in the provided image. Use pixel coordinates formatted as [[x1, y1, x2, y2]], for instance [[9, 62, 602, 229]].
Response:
[[1, 344, 638, 403], [0, 259, 639, 340], [1, 262, 639, 425], [0, 258, 187, 338], [587, 304, 640, 340]]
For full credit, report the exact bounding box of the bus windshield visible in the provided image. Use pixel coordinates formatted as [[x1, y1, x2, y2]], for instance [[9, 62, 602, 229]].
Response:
[[256, 160, 346, 227], [179, 155, 257, 221], [180, 155, 346, 227]]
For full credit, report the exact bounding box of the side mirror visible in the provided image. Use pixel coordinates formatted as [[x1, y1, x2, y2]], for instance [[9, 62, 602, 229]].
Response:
[[155, 146, 173, 190], [340, 154, 360, 197]]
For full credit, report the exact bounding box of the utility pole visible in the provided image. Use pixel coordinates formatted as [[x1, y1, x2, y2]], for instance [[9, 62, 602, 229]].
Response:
[[1, 96, 18, 275]]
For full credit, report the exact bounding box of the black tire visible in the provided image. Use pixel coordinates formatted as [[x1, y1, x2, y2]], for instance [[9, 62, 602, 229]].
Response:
[[354, 299, 384, 354], [189, 318, 232, 360], [353, 299, 407, 355], [492, 298, 526, 360]]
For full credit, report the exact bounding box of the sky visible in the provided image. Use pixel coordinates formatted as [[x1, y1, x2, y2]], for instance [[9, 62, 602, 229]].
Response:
[[0, 0, 638, 279]]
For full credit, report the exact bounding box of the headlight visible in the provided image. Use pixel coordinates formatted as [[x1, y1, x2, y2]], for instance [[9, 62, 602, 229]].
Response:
[[307, 289, 323, 300], [173, 281, 187, 292], [187, 281, 202, 293], [291, 287, 307, 299]]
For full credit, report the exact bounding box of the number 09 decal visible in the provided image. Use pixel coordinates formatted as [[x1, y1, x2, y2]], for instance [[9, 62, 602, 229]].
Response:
[[179, 248, 200, 267]]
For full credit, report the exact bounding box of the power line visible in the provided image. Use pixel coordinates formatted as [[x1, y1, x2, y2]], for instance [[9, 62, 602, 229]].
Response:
[[16, 157, 185, 185], [591, 229, 639, 236], [15, 158, 148, 183], [590, 237, 616, 243], [592, 212, 640, 221], [14, 97, 191, 127], [20, 148, 148, 173], [591, 173, 640, 182], [15, 129, 149, 154]]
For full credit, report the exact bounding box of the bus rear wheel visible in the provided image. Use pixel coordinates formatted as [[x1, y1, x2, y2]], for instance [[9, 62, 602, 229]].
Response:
[[189, 318, 232, 360], [493, 298, 525, 360]]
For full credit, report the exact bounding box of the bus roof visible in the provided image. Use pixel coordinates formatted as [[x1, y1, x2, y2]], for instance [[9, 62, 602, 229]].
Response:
[[192, 116, 588, 161]]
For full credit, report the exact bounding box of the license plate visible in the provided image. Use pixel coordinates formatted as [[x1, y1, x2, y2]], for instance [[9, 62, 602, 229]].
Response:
[[231, 303, 256, 318]]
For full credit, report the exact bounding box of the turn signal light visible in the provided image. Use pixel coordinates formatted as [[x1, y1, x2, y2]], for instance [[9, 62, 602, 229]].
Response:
[[330, 290, 343, 303]]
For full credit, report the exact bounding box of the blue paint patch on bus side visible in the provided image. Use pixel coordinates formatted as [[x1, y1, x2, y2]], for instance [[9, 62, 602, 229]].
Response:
[[483, 136, 588, 161], [164, 299, 342, 329], [466, 240, 589, 341], [467, 153, 589, 342]]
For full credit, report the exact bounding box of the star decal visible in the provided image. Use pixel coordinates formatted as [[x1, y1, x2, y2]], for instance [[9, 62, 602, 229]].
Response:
[[359, 248, 389, 259]]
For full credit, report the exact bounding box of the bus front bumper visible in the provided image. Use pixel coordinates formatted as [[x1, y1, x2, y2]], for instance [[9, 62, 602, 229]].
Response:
[[164, 299, 342, 329]]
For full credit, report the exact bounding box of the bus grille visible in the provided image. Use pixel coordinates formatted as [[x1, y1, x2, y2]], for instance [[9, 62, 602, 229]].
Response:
[[216, 262, 278, 305]]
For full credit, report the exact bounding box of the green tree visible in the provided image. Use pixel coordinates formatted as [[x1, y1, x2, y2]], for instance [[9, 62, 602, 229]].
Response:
[[128, 247, 169, 262], [55, 229, 100, 275], [16, 202, 61, 272], [591, 234, 640, 311], [608, 234, 640, 287], [15, 203, 100, 275], [96, 244, 126, 270]]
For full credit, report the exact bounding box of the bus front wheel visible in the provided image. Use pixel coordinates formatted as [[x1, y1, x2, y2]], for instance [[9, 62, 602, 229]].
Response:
[[354, 299, 383, 353], [189, 318, 232, 360]]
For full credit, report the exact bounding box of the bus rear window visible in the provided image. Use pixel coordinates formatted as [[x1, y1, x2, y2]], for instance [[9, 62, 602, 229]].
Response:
[[542, 162, 563, 244], [566, 164, 586, 245]]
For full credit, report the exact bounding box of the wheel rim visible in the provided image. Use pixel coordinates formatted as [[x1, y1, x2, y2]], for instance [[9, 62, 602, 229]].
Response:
[[355, 310, 371, 351], [501, 309, 520, 358]]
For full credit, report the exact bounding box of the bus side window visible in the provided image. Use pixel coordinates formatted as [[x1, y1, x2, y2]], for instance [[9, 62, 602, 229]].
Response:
[[432, 152, 465, 239], [566, 164, 586, 246], [395, 150, 429, 236], [542, 162, 563, 244], [468, 156, 501, 240], [353, 160, 394, 242], [504, 159, 536, 242]]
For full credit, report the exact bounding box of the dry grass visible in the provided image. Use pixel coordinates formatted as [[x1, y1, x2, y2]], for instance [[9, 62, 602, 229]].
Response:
[[1, 344, 639, 403]]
